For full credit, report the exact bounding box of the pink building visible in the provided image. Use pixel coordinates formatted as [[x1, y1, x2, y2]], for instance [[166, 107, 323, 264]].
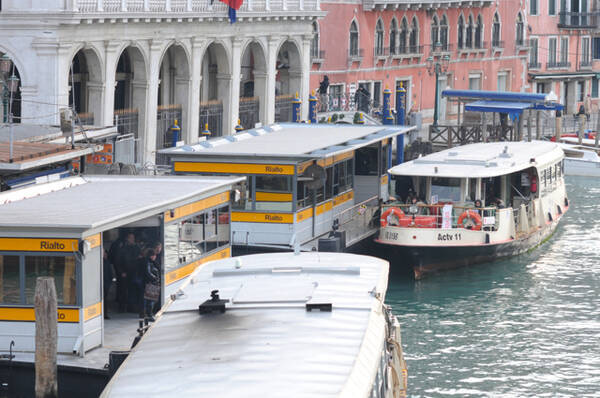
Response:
[[310, 1, 530, 124], [527, 0, 600, 114]]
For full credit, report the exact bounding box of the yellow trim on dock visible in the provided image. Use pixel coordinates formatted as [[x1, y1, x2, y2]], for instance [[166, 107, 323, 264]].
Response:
[[164, 192, 230, 223], [165, 247, 231, 285], [84, 234, 101, 250], [255, 192, 293, 202], [0, 307, 79, 323], [174, 162, 295, 175], [84, 302, 102, 321], [231, 212, 294, 224], [0, 238, 78, 253]]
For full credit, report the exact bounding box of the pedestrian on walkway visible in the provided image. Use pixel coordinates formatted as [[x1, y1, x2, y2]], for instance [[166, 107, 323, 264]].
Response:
[[319, 75, 330, 112]]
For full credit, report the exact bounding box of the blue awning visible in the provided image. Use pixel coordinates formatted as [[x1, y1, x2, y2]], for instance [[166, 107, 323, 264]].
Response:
[[464, 100, 531, 120], [442, 89, 548, 103]]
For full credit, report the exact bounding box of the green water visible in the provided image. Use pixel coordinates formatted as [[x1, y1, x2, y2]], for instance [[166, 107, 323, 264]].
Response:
[[385, 177, 600, 397]]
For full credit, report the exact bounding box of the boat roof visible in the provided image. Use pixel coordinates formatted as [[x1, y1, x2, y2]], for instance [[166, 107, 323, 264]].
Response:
[[160, 123, 414, 161], [101, 252, 390, 398], [0, 175, 243, 236], [389, 141, 564, 178]]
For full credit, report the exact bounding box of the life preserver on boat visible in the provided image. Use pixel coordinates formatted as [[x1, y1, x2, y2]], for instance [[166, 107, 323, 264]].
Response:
[[457, 210, 483, 231], [380, 207, 405, 227]]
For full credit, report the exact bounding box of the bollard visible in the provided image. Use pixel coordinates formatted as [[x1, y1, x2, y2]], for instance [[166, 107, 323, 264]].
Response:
[[356, 112, 365, 125], [169, 119, 181, 147], [292, 92, 301, 123], [395, 85, 406, 165], [235, 119, 243, 133], [308, 90, 318, 124], [201, 123, 211, 138], [382, 87, 394, 126]]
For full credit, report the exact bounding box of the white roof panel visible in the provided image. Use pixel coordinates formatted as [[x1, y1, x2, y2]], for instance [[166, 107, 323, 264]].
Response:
[[161, 123, 414, 159], [0, 175, 242, 231], [101, 252, 390, 398], [389, 141, 564, 178]]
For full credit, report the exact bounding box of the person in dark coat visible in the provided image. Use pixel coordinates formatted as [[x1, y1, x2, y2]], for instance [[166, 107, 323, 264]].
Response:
[[142, 249, 161, 322], [318, 75, 330, 112], [113, 232, 140, 313]]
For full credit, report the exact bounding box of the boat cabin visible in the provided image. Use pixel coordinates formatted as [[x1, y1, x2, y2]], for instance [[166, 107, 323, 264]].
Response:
[[386, 141, 566, 233], [161, 123, 414, 250], [0, 175, 241, 355]]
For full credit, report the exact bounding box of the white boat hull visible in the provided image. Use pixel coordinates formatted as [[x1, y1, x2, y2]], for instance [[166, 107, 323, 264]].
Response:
[[564, 158, 600, 177]]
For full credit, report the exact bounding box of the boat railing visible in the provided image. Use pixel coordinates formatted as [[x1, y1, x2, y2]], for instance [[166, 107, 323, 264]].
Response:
[[336, 196, 380, 245], [381, 203, 499, 230]]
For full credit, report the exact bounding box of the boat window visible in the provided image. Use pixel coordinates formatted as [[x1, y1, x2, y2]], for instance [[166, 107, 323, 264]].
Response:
[[333, 159, 353, 195], [232, 178, 253, 211], [297, 179, 308, 209], [356, 145, 379, 176], [325, 167, 333, 200], [25, 256, 77, 306], [255, 175, 293, 212], [430, 177, 461, 202], [380, 143, 389, 175], [164, 204, 230, 274], [0, 255, 20, 304]]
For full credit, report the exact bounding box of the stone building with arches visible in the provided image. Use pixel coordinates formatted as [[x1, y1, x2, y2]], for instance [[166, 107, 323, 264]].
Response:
[[0, 0, 323, 164]]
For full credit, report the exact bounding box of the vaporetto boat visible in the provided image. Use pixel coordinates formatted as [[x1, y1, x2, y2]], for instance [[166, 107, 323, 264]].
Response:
[[100, 252, 408, 398], [376, 141, 569, 278], [557, 142, 600, 177]]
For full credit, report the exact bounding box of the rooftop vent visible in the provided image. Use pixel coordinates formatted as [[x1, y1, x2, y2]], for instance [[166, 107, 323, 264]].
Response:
[[498, 146, 512, 158]]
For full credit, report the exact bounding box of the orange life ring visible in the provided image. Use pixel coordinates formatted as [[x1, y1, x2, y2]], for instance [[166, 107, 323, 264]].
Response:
[[380, 207, 405, 227], [457, 210, 483, 231]]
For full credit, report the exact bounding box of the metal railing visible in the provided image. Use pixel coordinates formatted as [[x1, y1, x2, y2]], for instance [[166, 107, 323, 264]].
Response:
[[579, 59, 593, 69], [275, 94, 293, 122], [156, 104, 182, 165], [491, 40, 504, 50], [382, 203, 499, 230], [348, 48, 365, 60], [547, 61, 571, 69], [199, 99, 223, 137], [114, 108, 139, 138], [238, 96, 259, 130], [310, 49, 325, 61], [558, 11, 599, 28], [337, 196, 380, 246], [374, 46, 389, 57], [73, 0, 320, 13], [528, 62, 542, 69]]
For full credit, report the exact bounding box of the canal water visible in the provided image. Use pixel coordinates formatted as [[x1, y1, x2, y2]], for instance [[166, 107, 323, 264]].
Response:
[[385, 176, 600, 397]]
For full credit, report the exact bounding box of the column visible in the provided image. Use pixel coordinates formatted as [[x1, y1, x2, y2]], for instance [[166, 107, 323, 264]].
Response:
[[217, 72, 232, 135], [30, 39, 60, 125], [187, 38, 204, 144], [300, 35, 312, 120], [103, 40, 121, 127], [57, 42, 74, 116], [144, 40, 164, 165], [254, 71, 268, 124], [87, 82, 105, 125], [266, 36, 280, 124], [227, 38, 243, 135]]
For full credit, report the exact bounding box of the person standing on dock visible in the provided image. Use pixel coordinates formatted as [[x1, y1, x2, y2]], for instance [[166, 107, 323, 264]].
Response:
[[142, 249, 161, 322], [319, 75, 330, 112]]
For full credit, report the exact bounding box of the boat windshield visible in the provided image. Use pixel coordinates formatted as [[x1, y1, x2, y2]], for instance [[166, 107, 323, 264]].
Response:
[[431, 177, 461, 202]]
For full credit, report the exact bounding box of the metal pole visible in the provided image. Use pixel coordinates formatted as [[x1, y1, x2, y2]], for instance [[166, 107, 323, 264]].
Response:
[[8, 113, 13, 162], [2, 91, 7, 124], [433, 65, 439, 127]]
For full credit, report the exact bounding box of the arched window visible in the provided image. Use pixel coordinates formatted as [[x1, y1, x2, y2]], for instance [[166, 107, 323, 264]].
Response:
[[431, 16, 439, 49], [375, 19, 384, 56], [310, 22, 320, 58], [399, 18, 408, 54], [440, 15, 449, 51], [466, 15, 474, 48], [349, 21, 359, 56], [390, 19, 398, 55], [492, 12, 501, 47], [409, 17, 418, 53], [516, 13, 524, 46], [458, 15, 465, 49], [475, 15, 483, 48]]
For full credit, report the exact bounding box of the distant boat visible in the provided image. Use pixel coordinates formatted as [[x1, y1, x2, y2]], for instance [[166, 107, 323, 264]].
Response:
[[377, 141, 568, 278], [558, 142, 600, 177], [101, 252, 408, 398]]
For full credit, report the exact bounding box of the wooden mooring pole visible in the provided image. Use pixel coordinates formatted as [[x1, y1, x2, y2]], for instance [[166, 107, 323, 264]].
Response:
[[34, 277, 58, 398]]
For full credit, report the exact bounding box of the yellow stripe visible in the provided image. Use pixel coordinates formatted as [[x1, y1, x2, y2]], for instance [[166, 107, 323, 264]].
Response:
[[381, 175, 389, 185], [0, 238, 78, 253], [381, 138, 390, 146], [316, 200, 333, 215], [333, 151, 354, 163], [296, 207, 313, 222], [83, 302, 102, 321], [231, 212, 294, 224], [255, 192, 293, 202], [164, 191, 230, 223], [174, 162, 295, 175], [333, 190, 354, 207], [165, 247, 231, 285], [317, 157, 334, 167], [0, 307, 79, 323], [84, 234, 101, 250], [297, 160, 313, 175]]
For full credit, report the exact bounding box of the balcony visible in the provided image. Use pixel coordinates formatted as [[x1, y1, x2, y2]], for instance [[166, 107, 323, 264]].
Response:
[[558, 11, 599, 29], [363, 0, 492, 11], [490, 40, 504, 52], [348, 48, 365, 65], [311, 49, 325, 64], [374, 46, 390, 59], [428, 43, 453, 55], [528, 61, 542, 69], [547, 61, 571, 69], [579, 59, 593, 69], [37, 0, 324, 20]]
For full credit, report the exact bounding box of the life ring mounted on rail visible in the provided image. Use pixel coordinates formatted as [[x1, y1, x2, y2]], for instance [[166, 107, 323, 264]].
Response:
[[380, 207, 405, 227], [457, 210, 483, 231]]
